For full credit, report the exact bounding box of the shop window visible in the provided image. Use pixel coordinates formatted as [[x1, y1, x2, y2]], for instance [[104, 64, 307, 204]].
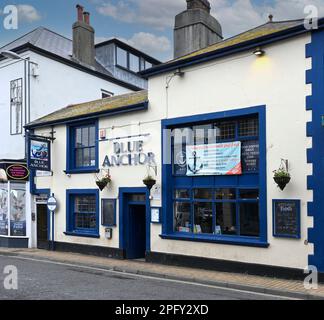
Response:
[[10, 78, 23, 135], [0, 183, 8, 236], [174, 189, 190, 199], [10, 183, 26, 237], [166, 109, 265, 245], [194, 188, 213, 200], [171, 116, 260, 176], [216, 203, 237, 235], [239, 202, 260, 237], [67, 121, 98, 173], [66, 190, 99, 237], [173, 188, 260, 238], [194, 202, 213, 234], [174, 202, 191, 232], [239, 118, 259, 137]]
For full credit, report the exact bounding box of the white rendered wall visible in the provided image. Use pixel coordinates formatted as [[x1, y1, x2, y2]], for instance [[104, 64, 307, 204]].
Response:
[[0, 51, 132, 160], [148, 34, 313, 270], [35, 34, 313, 270]]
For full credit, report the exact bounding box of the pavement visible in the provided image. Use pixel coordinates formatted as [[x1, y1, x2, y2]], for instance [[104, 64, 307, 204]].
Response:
[[0, 248, 323, 300]]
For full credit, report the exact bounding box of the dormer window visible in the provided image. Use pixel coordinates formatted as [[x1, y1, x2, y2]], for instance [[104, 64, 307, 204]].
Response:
[[115, 46, 154, 72], [116, 47, 128, 69], [129, 53, 140, 72]]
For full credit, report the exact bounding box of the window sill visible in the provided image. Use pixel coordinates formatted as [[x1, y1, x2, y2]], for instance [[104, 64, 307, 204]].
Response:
[[64, 231, 100, 239], [64, 168, 99, 175], [160, 233, 269, 248]]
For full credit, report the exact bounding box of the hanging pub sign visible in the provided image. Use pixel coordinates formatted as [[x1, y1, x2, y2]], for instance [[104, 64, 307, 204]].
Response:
[[186, 141, 242, 176], [28, 137, 51, 171], [102, 138, 156, 167]]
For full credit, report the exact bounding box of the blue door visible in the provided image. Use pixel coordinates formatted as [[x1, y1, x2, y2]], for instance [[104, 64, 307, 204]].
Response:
[[126, 204, 146, 259]]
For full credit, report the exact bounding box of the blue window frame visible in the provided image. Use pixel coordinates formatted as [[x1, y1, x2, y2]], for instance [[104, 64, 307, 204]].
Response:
[[66, 120, 99, 174], [66, 189, 99, 238], [161, 106, 268, 248]]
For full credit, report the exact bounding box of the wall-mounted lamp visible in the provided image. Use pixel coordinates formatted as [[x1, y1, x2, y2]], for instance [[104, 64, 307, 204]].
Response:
[[174, 68, 185, 77], [253, 48, 265, 57]]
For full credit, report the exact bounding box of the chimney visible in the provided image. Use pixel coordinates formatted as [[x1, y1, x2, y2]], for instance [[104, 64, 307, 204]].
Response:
[[174, 0, 223, 58], [73, 4, 95, 66]]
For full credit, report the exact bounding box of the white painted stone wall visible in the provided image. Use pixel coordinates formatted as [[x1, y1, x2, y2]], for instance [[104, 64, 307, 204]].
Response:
[[35, 33, 312, 270], [0, 51, 132, 161]]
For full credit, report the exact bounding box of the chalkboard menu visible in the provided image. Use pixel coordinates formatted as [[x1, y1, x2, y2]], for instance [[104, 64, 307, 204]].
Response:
[[101, 199, 116, 227], [273, 200, 300, 239], [242, 140, 259, 172]]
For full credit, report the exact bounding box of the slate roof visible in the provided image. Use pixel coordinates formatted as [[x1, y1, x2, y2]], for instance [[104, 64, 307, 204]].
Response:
[[174, 19, 305, 61], [0, 27, 113, 77], [25, 90, 148, 128], [142, 18, 312, 77]]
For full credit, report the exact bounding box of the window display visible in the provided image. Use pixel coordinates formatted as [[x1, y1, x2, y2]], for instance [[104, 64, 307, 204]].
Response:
[[10, 183, 26, 237], [0, 183, 8, 236]]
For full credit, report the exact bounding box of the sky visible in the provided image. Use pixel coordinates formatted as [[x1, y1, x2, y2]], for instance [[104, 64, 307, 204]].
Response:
[[0, 0, 323, 62]]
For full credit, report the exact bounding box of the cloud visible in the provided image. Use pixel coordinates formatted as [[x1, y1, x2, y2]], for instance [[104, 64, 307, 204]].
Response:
[[96, 32, 172, 60], [16, 4, 42, 23], [96, 0, 324, 36]]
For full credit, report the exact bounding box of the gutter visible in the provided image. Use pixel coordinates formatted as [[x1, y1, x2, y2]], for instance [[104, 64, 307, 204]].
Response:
[[141, 18, 324, 78], [24, 101, 149, 130]]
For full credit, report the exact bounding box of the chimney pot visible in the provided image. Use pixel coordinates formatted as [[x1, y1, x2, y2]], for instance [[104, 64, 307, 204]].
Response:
[[76, 4, 84, 22], [83, 12, 90, 25]]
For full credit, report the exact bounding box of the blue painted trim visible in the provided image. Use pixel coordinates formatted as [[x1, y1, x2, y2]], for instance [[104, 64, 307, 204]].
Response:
[[160, 234, 269, 248], [26, 102, 149, 130], [141, 20, 324, 78], [161, 105, 267, 247], [306, 28, 324, 272], [272, 199, 301, 239], [66, 189, 100, 237], [63, 232, 100, 239], [101, 198, 117, 227], [66, 120, 99, 173], [118, 187, 151, 253]]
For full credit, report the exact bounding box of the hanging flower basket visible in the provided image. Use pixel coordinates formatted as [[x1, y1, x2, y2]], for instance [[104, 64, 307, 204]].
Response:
[[95, 172, 111, 191], [143, 176, 156, 191], [274, 176, 291, 191], [96, 180, 109, 191], [273, 168, 291, 191]]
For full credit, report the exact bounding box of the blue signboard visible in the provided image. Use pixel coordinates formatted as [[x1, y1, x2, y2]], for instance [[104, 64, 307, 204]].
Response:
[[28, 138, 51, 171]]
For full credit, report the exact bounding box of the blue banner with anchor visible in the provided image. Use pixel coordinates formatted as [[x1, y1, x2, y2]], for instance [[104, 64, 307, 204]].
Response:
[[186, 142, 242, 176]]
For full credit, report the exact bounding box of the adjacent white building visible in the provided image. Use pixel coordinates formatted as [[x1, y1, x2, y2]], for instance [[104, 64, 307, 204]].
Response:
[[0, 4, 159, 247]]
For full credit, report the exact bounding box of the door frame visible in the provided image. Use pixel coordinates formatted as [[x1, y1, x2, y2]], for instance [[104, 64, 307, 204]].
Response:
[[119, 187, 151, 257], [35, 189, 51, 248]]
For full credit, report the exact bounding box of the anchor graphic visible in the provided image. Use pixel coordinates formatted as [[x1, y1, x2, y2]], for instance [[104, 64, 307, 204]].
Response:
[[187, 151, 203, 174]]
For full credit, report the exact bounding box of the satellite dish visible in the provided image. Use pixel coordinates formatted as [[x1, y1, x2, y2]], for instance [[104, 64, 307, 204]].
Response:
[[0, 169, 8, 183]]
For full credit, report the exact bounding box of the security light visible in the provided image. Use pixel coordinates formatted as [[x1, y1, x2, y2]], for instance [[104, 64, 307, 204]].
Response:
[[253, 48, 265, 56]]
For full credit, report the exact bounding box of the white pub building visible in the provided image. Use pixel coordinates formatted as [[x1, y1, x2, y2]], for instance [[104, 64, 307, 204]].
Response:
[[25, 0, 324, 279]]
